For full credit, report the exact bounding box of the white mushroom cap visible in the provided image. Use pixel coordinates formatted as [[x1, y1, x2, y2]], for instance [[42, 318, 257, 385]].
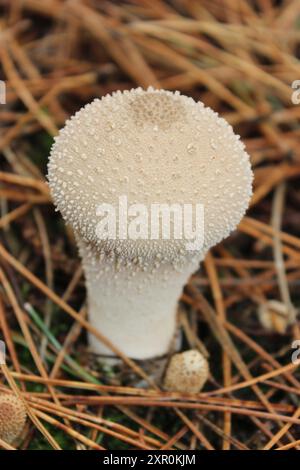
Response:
[[48, 87, 252, 265], [163, 349, 209, 393], [0, 394, 27, 444]]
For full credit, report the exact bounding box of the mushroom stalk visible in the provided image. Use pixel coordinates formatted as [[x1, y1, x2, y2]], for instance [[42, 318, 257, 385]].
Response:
[[80, 240, 199, 358]]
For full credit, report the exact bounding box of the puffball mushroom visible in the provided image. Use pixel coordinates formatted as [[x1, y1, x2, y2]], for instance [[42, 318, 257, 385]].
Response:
[[0, 394, 27, 444], [163, 350, 209, 393], [258, 300, 295, 334], [47, 88, 253, 359]]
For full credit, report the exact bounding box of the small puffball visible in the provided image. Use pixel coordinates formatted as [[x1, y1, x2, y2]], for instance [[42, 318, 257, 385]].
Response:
[[163, 349, 209, 393], [0, 394, 27, 444], [258, 300, 296, 334]]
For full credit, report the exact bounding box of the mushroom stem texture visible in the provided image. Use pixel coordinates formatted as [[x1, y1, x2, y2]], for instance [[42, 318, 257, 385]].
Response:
[[48, 88, 253, 360], [81, 239, 199, 357]]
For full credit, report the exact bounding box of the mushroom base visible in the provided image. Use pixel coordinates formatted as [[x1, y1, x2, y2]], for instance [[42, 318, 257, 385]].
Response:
[[80, 244, 200, 359]]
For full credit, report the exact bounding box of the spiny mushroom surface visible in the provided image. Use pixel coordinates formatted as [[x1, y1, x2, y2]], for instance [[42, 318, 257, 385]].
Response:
[[163, 349, 209, 393], [48, 87, 253, 359], [0, 394, 27, 444]]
